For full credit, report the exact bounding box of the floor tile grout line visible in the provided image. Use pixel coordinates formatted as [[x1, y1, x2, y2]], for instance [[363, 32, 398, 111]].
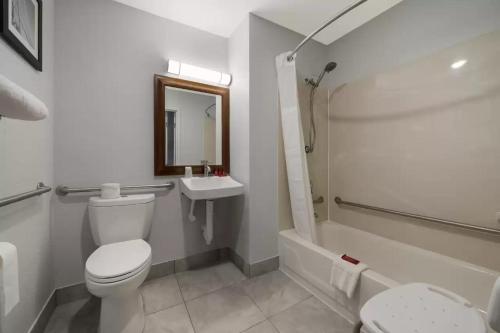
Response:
[[238, 273, 314, 321], [176, 271, 247, 304], [269, 294, 315, 320], [146, 263, 290, 332], [237, 278, 274, 332], [182, 300, 197, 333], [268, 319, 281, 333], [142, 298, 185, 316], [174, 272, 198, 333], [238, 318, 269, 333], [144, 265, 310, 323], [178, 270, 264, 333], [141, 274, 184, 316]]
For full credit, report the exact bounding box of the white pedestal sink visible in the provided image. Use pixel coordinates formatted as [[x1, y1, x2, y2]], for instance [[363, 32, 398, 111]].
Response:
[[180, 176, 244, 245]]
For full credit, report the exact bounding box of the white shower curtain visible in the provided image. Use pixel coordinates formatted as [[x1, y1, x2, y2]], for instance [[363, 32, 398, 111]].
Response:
[[275, 52, 318, 244]]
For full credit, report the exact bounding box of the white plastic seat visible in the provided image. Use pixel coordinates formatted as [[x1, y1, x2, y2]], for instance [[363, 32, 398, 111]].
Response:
[[85, 239, 151, 284], [360, 283, 485, 333]]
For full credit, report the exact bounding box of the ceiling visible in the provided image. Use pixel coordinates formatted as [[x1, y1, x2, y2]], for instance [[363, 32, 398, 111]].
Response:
[[113, 0, 403, 45]]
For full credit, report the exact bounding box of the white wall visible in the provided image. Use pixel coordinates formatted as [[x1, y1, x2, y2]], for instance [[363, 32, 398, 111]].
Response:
[[53, 0, 230, 287], [0, 0, 55, 332], [327, 0, 500, 271]]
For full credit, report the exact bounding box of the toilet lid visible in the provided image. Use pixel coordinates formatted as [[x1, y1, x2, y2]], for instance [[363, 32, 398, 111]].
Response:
[[360, 283, 486, 333], [86, 239, 151, 281]]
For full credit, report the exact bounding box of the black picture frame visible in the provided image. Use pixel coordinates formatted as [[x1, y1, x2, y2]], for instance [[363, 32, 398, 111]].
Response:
[[0, 0, 42, 71]]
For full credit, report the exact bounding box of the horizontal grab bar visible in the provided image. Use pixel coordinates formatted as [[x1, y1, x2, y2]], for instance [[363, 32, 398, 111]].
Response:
[[334, 196, 500, 236], [0, 182, 52, 208], [56, 182, 175, 196]]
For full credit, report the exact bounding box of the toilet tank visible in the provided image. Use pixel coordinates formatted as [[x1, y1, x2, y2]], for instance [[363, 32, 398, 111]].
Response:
[[88, 194, 155, 246]]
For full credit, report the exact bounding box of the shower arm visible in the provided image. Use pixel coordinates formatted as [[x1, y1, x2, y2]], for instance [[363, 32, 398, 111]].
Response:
[[287, 0, 369, 62]]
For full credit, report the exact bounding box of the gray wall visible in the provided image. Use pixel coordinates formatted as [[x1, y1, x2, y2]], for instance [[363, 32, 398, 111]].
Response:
[[53, 0, 231, 287], [326, 0, 500, 270], [248, 15, 328, 263], [228, 17, 251, 262], [0, 0, 55, 332], [227, 14, 329, 264]]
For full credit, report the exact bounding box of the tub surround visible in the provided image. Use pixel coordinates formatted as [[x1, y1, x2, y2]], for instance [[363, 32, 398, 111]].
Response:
[[326, 0, 500, 272]]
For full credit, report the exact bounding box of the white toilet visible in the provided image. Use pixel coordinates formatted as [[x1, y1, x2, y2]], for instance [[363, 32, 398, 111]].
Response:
[[85, 194, 155, 333]]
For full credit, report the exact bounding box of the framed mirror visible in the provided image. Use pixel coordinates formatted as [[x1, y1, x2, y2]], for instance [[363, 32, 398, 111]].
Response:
[[154, 75, 229, 175]]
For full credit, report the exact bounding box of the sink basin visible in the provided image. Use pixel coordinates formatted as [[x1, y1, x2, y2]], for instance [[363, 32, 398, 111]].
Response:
[[180, 176, 244, 200]]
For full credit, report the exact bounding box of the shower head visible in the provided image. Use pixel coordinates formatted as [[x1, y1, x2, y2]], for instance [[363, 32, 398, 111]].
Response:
[[306, 61, 337, 88], [324, 62, 337, 73], [304, 61, 337, 154]]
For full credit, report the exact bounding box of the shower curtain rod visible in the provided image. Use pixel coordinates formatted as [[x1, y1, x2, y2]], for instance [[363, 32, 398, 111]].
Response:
[[287, 0, 369, 62]]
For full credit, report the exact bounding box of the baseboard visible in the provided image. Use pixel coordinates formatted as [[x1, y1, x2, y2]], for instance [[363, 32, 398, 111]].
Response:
[[55, 282, 91, 305], [228, 248, 251, 276], [28, 290, 57, 333], [228, 248, 279, 278], [146, 260, 175, 281], [174, 248, 229, 273], [249, 256, 279, 277]]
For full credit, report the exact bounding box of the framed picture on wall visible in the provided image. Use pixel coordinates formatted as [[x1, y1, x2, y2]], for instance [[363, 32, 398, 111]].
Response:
[[0, 0, 42, 71]]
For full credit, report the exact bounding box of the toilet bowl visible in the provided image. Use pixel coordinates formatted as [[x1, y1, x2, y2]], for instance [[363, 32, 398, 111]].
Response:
[[85, 194, 155, 333], [86, 239, 152, 333]]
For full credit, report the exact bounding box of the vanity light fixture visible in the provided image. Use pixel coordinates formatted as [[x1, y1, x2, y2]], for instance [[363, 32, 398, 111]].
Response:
[[167, 60, 232, 86], [451, 59, 467, 69]]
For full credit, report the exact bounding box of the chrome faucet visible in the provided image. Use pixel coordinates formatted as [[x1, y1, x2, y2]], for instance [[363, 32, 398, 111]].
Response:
[[201, 160, 211, 177]]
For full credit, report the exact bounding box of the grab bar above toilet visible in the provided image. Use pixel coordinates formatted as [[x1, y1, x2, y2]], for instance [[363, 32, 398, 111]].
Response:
[[335, 196, 500, 236], [56, 182, 175, 196]]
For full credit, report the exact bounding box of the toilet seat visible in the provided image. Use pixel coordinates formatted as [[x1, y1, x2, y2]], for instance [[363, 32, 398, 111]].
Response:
[[86, 239, 151, 284], [360, 283, 485, 333]]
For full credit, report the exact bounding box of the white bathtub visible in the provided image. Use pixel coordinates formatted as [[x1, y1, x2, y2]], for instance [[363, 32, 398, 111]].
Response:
[[279, 220, 499, 326]]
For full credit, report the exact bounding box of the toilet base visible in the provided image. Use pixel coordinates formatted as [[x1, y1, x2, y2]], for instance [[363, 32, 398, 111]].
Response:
[[99, 289, 144, 333]]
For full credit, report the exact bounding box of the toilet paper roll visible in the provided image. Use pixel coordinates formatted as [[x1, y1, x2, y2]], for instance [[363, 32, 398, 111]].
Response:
[[0, 242, 20, 316], [100, 183, 120, 199]]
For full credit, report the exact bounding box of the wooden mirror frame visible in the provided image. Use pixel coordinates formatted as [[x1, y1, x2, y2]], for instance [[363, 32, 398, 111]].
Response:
[[154, 75, 230, 176]]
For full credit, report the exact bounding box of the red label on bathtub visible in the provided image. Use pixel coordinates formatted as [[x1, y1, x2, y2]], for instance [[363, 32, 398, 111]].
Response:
[[342, 254, 360, 265]]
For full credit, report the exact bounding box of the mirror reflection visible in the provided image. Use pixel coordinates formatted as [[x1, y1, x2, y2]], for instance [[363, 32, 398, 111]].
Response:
[[164, 87, 222, 166]]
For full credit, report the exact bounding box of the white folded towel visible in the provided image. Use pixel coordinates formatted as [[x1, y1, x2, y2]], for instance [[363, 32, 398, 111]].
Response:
[[0, 74, 48, 120], [329, 255, 368, 299]]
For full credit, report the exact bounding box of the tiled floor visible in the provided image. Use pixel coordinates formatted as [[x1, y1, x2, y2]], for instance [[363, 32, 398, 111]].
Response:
[[44, 262, 354, 333]]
